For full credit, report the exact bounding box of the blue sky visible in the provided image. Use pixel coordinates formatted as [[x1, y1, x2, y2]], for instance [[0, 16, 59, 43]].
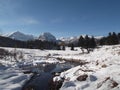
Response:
[[0, 0, 120, 38]]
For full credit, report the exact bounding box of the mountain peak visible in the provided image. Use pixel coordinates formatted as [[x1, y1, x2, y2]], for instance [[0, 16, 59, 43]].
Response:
[[39, 32, 56, 42], [8, 31, 35, 41], [15, 31, 21, 33]]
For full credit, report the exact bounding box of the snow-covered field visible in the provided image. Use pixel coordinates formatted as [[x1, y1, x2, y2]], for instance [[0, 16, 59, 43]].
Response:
[[53, 45, 120, 90], [0, 66, 31, 90], [0, 45, 120, 90]]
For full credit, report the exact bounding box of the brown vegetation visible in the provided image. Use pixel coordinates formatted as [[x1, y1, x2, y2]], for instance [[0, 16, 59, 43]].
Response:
[[77, 74, 88, 81]]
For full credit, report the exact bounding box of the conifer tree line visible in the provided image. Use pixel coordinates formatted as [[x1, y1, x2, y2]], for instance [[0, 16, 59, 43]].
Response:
[[0, 32, 120, 51], [99, 32, 120, 45], [78, 35, 96, 53], [77, 32, 120, 53], [0, 36, 60, 50]]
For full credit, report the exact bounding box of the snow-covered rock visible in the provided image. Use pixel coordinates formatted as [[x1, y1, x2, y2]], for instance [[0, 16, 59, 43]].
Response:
[[57, 45, 120, 90]]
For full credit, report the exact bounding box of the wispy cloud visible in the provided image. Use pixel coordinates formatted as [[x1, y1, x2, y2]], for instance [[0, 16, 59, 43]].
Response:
[[0, 17, 40, 26], [20, 17, 40, 25]]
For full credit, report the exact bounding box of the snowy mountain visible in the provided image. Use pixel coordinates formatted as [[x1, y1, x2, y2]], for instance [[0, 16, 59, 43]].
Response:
[[59, 36, 79, 44], [59, 35, 103, 44], [8, 31, 35, 41], [95, 36, 104, 39], [39, 32, 56, 42], [6, 31, 103, 43]]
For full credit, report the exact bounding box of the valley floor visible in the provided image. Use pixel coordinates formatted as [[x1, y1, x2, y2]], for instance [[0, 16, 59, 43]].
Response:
[[0, 45, 120, 90]]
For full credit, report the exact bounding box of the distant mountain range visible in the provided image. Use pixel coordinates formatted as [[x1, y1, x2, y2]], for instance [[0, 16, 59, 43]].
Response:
[[7, 31, 35, 41], [59, 35, 103, 44], [3, 31, 103, 44], [59, 36, 79, 44]]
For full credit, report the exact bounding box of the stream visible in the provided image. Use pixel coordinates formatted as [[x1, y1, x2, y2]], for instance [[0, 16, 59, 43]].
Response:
[[21, 59, 79, 90]]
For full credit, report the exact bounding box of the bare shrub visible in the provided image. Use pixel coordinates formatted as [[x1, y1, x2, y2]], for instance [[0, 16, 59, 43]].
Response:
[[117, 51, 120, 55], [0, 48, 24, 62], [111, 80, 118, 88], [97, 77, 110, 89], [0, 48, 9, 60], [96, 60, 99, 66], [18, 51, 24, 60], [101, 64, 107, 68]]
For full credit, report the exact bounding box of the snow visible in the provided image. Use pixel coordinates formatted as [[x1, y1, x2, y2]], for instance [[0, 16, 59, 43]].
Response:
[[7, 31, 35, 41], [33, 58, 59, 65], [0, 66, 31, 90], [59, 65, 120, 90], [59, 36, 79, 44], [53, 76, 62, 82], [59, 35, 103, 44], [4, 31, 103, 43], [39, 32, 56, 42], [56, 45, 120, 90], [0, 44, 120, 90]]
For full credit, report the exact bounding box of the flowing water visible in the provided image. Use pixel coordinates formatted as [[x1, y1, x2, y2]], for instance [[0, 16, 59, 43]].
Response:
[[22, 59, 79, 90]]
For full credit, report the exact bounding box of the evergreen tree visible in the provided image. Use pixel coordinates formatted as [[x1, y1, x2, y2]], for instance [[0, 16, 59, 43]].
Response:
[[78, 36, 85, 53], [84, 35, 90, 53], [107, 32, 119, 45], [99, 37, 107, 45], [107, 32, 112, 45], [71, 44, 74, 50], [78, 35, 97, 53], [62, 45, 65, 50], [118, 33, 120, 39], [89, 36, 96, 48], [78, 36, 85, 47], [99, 32, 120, 45], [57, 45, 61, 50], [112, 32, 119, 44], [118, 33, 120, 43]]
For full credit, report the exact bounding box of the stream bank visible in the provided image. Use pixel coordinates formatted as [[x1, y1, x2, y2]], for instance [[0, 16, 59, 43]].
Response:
[[22, 60, 80, 90]]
